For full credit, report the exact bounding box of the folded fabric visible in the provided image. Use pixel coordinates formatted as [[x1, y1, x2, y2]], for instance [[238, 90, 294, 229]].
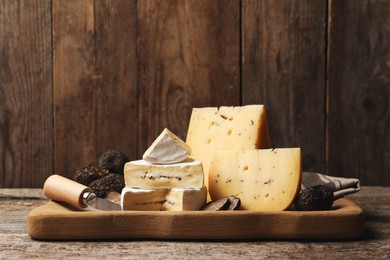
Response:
[[301, 172, 360, 199]]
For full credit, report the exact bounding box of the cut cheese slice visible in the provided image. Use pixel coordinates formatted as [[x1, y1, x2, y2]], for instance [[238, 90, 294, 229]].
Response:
[[186, 105, 271, 190], [121, 186, 207, 211], [143, 128, 191, 164], [124, 158, 204, 189], [209, 148, 301, 211]]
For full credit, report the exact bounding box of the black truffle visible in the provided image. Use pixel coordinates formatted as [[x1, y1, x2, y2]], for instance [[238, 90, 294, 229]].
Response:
[[99, 150, 129, 174], [88, 173, 125, 198], [202, 196, 241, 211], [202, 197, 230, 211], [74, 164, 109, 186], [295, 185, 334, 211], [227, 196, 241, 210]]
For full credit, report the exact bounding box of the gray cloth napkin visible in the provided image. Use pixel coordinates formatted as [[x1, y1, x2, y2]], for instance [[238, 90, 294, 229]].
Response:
[[301, 172, 360, 199]]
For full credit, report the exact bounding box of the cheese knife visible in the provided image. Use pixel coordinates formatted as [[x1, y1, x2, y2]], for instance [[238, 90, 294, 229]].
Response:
[[43, 174, 122, 211]]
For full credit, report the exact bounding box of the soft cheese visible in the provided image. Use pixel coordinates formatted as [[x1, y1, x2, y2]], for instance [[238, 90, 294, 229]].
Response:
[[143, 128, 191, 164], [209, 148, 301, 211], [121, 186, 207, 211], [124, 158, 204, 189], [186, 105, 272, 189]]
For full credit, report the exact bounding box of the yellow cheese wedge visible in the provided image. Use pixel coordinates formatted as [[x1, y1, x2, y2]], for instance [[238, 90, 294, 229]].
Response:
[[209, 148, 301, 211], [186, 105, 271, 190], [124, 158, 204, 189], [121, 186, 207, 211]]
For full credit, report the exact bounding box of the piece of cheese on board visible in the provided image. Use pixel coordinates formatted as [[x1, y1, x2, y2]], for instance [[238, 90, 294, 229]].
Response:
[[121, 186, 207, 211], [186, 105, 272, 190], [209, 148, 301, 211], [143, 128, 191, 164], [124, 158, 204, 189]]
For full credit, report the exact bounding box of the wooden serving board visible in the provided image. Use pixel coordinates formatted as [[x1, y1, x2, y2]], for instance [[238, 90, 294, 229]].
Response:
[[27, 198, 365, 240]]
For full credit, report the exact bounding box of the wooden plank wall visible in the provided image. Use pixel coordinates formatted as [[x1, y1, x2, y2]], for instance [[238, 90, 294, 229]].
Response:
[[0, 0, 53, 187], [242, 0, 327, 174], [328, 0, 390, 185], [0, 0, 389, 188], [53, 0, 138, 181]]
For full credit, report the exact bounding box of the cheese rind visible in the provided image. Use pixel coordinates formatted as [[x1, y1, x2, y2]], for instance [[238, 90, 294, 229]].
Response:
[[209, 148, 301, 211], [143, 128, 191, 164], [121, 186, 207, 211], [186, 105, 271, 190], [124, 158, 204, 189]]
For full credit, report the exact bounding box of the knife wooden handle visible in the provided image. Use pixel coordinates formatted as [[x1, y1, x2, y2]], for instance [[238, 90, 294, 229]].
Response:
[[43, 174, 93, 209]]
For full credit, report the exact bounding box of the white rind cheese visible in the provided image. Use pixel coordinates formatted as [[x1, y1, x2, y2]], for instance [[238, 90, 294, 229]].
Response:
[[186, 105, 271, 191], [121, 186, 207, 211], [124, 158, 204, 189], [143, 128, 191, 164], [209, 148, 301, 211]]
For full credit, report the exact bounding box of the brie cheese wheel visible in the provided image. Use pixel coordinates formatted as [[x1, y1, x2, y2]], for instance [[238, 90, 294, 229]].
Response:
[[143, 128, 191, 164], [124, 158, 204, 189], [121, 186, 207, 211]]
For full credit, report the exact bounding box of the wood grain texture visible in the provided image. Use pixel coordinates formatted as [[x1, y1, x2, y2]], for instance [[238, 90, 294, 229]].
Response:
[[0, 0, 53, 187], [137, 0, 240, 156], [53, 0, 98, 178], [0, 0, 389, 187], [27, 198, 364, 240], [94, 0, 138, 161], [54, 0, 138, 178], [328, 0, 390, 184], [242, 0, 327, 173], [2, 187, 390, 258]]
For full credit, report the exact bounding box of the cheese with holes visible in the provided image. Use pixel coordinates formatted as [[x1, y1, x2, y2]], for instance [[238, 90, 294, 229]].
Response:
[[124, 158, 204, 189], [186, 105, 271, 189], [209, 148, 301, 211], [121, 186, 207, 211], [143, 128, 191, 164]]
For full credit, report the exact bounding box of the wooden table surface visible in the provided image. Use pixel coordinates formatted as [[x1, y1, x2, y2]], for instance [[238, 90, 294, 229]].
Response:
[[1, 187, 389, 259]]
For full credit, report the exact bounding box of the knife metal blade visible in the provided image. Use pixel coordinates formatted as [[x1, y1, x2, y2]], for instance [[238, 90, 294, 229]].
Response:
[[86, 197, 122, 211]]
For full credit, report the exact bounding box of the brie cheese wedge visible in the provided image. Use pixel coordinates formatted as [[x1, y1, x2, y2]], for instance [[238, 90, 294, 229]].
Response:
[[143, 128, 191, 164]]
